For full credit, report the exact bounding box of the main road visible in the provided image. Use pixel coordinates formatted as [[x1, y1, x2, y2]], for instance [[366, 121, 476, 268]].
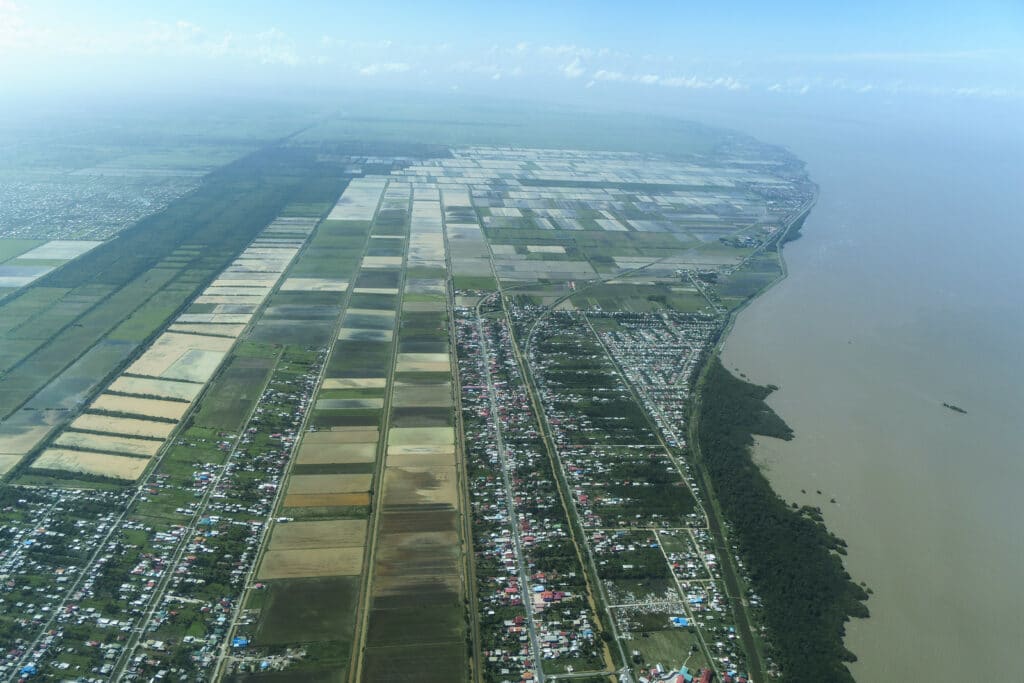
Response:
[[472, 300, 546, 682]]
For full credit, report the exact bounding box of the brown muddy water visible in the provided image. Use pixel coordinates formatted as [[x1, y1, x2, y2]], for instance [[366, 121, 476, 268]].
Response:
[[721, 116, 1024, 679]]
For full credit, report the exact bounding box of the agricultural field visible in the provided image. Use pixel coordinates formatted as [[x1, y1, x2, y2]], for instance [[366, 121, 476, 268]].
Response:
[[107, 375, 204, 401], [33, 448, 150, 480], [53, 431, 163, 457], [0, 144, 345, 477], [125, 332, 234, 381], [14, 212, 315, 484], [91, 394, 190, 421], [0, 116, 815, 683], [253, 575, 359, 647], [267, 519, 368, 549], [257, 547, 365, 579], [213, 181, 386, 682], [358, 212, 468, 683], [67, 413, 176, 439], [0, 239, 102, 291], [296, 441, 376, 465], [287, 473, 373, 494], [193, 354, 278, 432]]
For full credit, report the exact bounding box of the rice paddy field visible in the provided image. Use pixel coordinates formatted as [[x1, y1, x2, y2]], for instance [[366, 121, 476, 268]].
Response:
[[33, 448, 150, 480], [257, 547, 365, 579], [226, 189, 385, 681], [91, 394, 190, 421], [0, 240, 103, 289], [221, 175, 471, 681], [193, 353, 278, 432], [0, 145, 345, 479], [295, 441, 376, 465], [355, 196, 467, 683], [53, 431, 163, 457], [107, 375, 204, 401], [253, 575, 359, 646], [16, 214, 314, 483], [268, 519, 368, 549], [67, 413, 173, 438], [0, 120, 812, 683], [282, 492, 372, 508]]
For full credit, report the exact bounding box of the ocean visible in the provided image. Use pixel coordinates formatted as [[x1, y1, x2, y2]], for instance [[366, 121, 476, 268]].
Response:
[[718, 102, 1024, 679]]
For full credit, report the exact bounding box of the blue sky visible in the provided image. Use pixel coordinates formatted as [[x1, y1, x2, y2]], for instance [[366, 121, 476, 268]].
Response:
[[1, 0, 1022, 104]]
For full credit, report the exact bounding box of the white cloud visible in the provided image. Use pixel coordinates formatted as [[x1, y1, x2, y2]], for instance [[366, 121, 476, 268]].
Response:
[[649, 74, 746, 90], [247, 28, 300, 65], [0, 0, 31, 50], [584, 68, 749, 92], [802, 49, 1005, 64], [138, 22, 303, 65], [449, 60, 509, 81], [659, 75, 702, 88], [2, 12, 1017, 102], [765, 80, 812, 95], [0, 9, 311, 66], [359, 61, 410, 76], [561, 57, 584, 79], [542, 44, 589, 58]]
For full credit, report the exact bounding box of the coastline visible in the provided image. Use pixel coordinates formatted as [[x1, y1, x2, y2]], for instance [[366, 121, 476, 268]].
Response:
[[713, 185, 816, 357], [691, 180, 872, 678], [715, 118, 1024, 680]]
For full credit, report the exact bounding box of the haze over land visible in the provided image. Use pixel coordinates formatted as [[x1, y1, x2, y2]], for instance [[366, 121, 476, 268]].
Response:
[[1, 1, 1022, 681]]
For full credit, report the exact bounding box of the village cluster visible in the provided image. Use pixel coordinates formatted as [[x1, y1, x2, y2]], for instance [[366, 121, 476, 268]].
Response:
[[521, 307, 753, 681], [596, 312, 720, 450], [0, 173, 200, 242], [454, 295, 756, 683], [458, 305, 604, 681], [0, 347, 323, 681]]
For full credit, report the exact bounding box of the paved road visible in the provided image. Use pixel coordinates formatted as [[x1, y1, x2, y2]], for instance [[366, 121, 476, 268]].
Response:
[[113, 345, 290, 679], [581, 313, 721, 677], [472, 305, 546, 682], [211, 349, 334, 679], [506, 311, 630, 679], [686, 374, 766, 683]]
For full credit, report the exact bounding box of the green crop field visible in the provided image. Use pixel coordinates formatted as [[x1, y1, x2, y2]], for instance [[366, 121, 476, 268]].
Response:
[[0, 240, 45, 264], [254, 576, 359, 646], [194, 356, 277, 432], [0, 145, 353, 426]]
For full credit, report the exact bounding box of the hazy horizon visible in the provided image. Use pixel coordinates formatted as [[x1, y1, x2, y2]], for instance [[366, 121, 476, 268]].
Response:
[[2, 0, 1022, 149]]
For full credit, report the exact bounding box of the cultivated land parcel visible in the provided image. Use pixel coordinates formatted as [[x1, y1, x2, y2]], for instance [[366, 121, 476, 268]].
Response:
[[0, 109, 864, 683]]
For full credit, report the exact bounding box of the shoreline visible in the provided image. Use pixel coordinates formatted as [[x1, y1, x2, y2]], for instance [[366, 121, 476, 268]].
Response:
[[714, 185, 817, 357], [712, 124, 1024, 680], [694, 181, 872, 677]]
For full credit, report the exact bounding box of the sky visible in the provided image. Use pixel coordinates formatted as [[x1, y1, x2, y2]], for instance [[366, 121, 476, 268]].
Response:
[[1, 0, 1022, 125]]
